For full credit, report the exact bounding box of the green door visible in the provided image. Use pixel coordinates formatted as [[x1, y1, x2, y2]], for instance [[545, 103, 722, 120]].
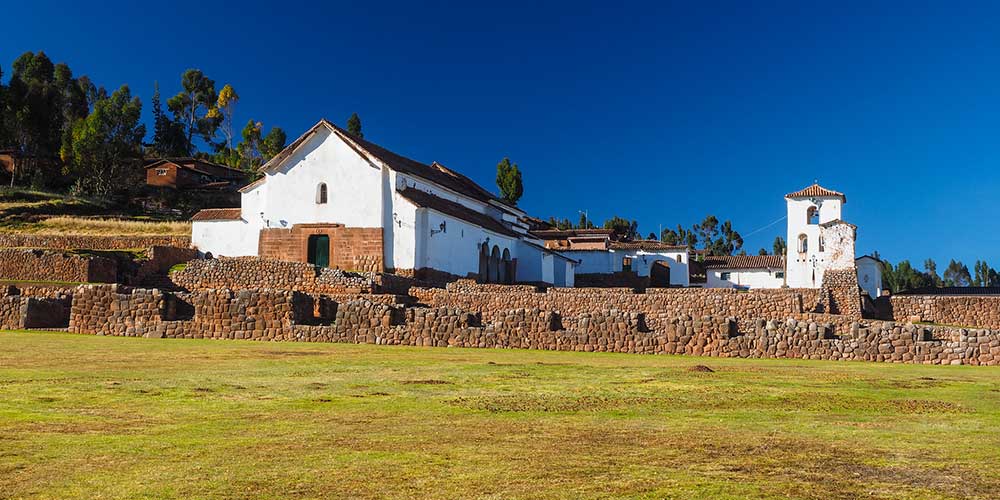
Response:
[[307, 235, 330, 268]]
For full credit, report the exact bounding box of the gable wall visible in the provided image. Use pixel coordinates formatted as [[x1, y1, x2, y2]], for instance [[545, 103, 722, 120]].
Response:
[[262, 127, 383, 228]]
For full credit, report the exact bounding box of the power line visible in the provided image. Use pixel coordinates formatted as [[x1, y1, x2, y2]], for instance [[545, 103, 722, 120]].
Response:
[[743, 215, 787, 238]]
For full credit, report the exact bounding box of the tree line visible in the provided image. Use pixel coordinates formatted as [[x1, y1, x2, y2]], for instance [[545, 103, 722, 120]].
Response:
[[0, 51, 318, 199], [878, 255, 1000, 291]]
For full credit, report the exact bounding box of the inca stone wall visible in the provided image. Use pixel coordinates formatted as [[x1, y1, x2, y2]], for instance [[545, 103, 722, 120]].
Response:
[[63, 284, 1000, 365], [170, 257, 417, 295], [0, 234, 190, 250], [0, 293, 71, 330], [882, 295, 1000, 330], [818, 269, 862, 318], [0, 248, 117, 283], [411, 280, 825, 326]]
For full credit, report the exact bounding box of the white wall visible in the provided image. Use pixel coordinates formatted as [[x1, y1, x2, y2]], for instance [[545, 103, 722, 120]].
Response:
[[262, 127, 383, 229], [562, 250, 616, 274], [706, 268, 785, 289], [419, 208, 519, 279], [387, 174, 418, 271], [191, 219, 258, 257], [560, 249, 689, 286], [786, 195, 844, 288], [856, 258, 883, 299]]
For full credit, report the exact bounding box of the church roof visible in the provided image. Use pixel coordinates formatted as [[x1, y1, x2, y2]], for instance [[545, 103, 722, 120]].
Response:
[[785, 183, 846, 202], [701, 254, 785, 270], [190, 208, 242, 221], [609, 240, 688, 251]]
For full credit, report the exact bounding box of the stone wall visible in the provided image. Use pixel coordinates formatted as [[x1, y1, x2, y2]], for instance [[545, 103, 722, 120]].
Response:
[[0, 248, 117, 283], [63, 285, 1000, 365], [881, 295, 1000, 330], [0, 234, 190, 250], [413, 280, 823, 326], [0, 294, 71, 330], [818, 268, 862, 319], [169, 257, 418, 295], [258, 224, 383, 272], [132, 246, 200, 285]]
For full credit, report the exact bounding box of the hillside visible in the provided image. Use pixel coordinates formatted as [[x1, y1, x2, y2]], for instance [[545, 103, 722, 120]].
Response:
[[0, 188, 189, 236]]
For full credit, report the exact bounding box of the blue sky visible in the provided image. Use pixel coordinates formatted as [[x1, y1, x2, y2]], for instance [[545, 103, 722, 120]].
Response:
[[4, 1, 999, 267]]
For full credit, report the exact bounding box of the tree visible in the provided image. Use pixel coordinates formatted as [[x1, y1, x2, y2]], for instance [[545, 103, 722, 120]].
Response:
[[577, 212, 595, 229], [149, 82, 187, 157], [758, 248, 768, 255], [495, 157, 523, 205], [4, 51, 63, 186], [646, 232, 658, 240], [923, 259, 943, 287], [261, 126, 287, 161], [66, 85, 145, 197], [973, 260, 991, 287], [709, 220, 743, 255], [546, 217, 573, 230], [347, 112, 363, 138], [603, 215, 639, 240], [166, 69, 220, 154], [661, 224, 697, 247], [236, 120, 287, 172], [773, 236, 787, 256], [942, 259, 972, 287], [213, 84, 239, 166], [696, 215, 719, 250]]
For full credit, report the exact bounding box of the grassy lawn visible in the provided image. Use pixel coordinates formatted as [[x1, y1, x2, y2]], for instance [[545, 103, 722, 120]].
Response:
[[1, 331, 998, 499]]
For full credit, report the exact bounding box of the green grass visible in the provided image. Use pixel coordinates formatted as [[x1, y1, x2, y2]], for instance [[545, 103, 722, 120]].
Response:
[[168, 263, 188, 274], [1, 331, 998, 499]]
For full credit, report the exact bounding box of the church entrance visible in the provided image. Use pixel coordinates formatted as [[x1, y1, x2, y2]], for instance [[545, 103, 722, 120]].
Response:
[[307, 234, 330, 268], [650, 260, 671, 287]]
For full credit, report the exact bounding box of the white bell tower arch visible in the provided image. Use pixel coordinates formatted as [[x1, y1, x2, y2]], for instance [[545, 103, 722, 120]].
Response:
[[784, 183, 846, 288]]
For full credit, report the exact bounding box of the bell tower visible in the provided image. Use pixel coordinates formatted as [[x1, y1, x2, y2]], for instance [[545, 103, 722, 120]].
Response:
[[784, 183, 846, 288]]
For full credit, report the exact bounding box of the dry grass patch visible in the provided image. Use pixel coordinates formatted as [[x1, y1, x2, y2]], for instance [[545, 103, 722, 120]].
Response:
[[28, 216, 190, 236]]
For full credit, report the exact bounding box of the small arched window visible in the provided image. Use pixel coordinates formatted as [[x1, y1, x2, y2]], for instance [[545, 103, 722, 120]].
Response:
[[676, 254, 683, 263], [316, 183, 328, 204], [807, 206, 819, 225], [798, 234, 808, 253]]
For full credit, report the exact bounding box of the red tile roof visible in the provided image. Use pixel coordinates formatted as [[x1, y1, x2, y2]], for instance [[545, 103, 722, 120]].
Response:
[[396, 188, 518, 237], [785, 183, 846, 202], [531, 229, 615, 239], [238, 176, 266, 193], [609, 241, 688, 251], [701, 254, 785, 269], [190, 208, 242, 221]]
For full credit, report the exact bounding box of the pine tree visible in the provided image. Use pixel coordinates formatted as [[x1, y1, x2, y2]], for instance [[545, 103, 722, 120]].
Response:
[[495, 157, 523, 205], [347, 112, 363, 138]]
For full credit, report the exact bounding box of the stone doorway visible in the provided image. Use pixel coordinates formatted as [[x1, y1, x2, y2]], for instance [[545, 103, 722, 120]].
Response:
[[307, 234, 330, 268]]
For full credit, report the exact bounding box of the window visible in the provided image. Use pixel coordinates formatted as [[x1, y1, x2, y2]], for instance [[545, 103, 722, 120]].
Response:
[[156, 168, 168, 176], [797, 234, 808, 253], [622, 257, 632, 273], [720, 272, 732, 281], [818, 236, 825, 252], [316, 183, 328, 204], [775, 271, 785, 279], [807, 206, 819, 224], [676, 255, 683, 263]]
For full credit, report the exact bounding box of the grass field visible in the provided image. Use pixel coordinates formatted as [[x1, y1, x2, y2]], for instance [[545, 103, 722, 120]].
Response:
[[1, 331, 998, 499]]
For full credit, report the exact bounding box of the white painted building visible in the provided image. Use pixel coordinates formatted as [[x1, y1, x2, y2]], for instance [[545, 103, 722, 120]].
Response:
[[701, 255, 785, 289], [191, 119, 577, 286], [855, 255, 884, 299]]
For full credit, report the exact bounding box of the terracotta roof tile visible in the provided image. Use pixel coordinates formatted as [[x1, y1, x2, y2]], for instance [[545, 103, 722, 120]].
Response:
[[785, 183, 846, 202], [238, 177, 266, 193], [190, 208, 242, 221], [609, 241, 688, 251], [396, 188, 518, 237], [701, 254, 785, 269]]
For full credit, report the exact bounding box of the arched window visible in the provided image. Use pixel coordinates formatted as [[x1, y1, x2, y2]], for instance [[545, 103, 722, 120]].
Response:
[[818, 235, 825, 252], [676, 254, 683, 263], [316, 183, 328, 204], [807, 206, 819, 225], [797, 234, 808, 253]]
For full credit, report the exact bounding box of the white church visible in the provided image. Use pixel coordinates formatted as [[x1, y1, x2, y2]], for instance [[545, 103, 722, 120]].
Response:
[[190, 118, 880, 297], [191, 119, 578, 286]]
